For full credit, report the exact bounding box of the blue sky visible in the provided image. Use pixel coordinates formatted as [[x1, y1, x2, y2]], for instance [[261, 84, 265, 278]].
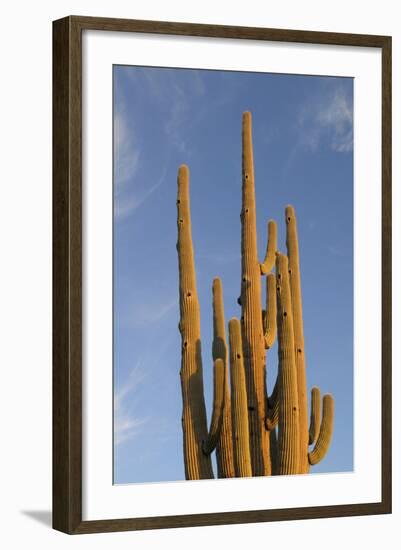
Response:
[[113, 65, 354, 484]]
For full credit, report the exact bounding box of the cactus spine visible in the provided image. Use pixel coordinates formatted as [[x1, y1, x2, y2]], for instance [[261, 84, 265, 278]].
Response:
[[176, 113, 334, 480]]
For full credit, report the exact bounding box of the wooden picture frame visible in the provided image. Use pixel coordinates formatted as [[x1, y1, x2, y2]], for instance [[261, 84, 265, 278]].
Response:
[[53, 15, 392, 534]]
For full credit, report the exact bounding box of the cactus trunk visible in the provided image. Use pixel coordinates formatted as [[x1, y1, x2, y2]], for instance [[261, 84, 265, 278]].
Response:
[[285, 206, 309, 473], [212, 278, 236, 478], [177, 165, 214, 480], [229, 319, 252, 478], [240, 112, 271, 476], [276, 253, 300, 475]]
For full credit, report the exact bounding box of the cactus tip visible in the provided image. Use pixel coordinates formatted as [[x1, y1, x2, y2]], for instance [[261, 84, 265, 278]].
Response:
[[178, 164, 189, 175], [228, 317, 240, 330], [285, 205, 295, 218]]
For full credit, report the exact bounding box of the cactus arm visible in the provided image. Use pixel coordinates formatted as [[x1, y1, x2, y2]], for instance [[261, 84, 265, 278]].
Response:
[[264, 273, 277, 349], [308, 395, 334, 465], [241, 112, 271, 476], [202, 359, 226, 455], [212, 278, 236, 477], [285, 205, 309, 473], [212, 278, 227, 361], [260, 220, 278, 275], [308, 387, 321, 445], [265, 376, 279, 430], [177, 165, 214, 480], [229, 318, 252, 478], [276, 253, 300, 475]]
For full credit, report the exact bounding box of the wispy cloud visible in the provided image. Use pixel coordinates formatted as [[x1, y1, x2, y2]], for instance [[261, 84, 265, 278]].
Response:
[[114, 140, 168, 222], [114, 366, 148, 446], [114, 106, 139, 189], [123, 295, 178, 330], [297, 85, 353, 153], [139, 68, 206, 153], [114, 90, 171, 222], [114, 177, 163, 221], [127, 297, 177, 328]]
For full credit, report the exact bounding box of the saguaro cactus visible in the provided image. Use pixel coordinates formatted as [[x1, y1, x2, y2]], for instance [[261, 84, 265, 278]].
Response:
[[240, 112, 273, 476], [176, 112, 334, 480], [276, 253, 300, 475], [283, 206, 334, 472], [176, 165, 214, 480]]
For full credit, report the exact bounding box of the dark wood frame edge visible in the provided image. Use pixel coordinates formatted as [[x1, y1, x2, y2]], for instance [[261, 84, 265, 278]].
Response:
[[52, 15, 392, 535]]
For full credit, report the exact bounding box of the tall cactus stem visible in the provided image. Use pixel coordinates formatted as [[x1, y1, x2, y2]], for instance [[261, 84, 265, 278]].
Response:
[[285, 205, 309, 473], [212, 278, 236, 477], [264, 273, 277, 349], [241, 111, 271, 476], [276, 253, 300, 475], [229, 319, 252, 478], [260, 220, 278, 274], [202, 359, 226, 455], [177, 165, 214, 479], [309, 386, 321, 445], [308, 395, 334, 465]]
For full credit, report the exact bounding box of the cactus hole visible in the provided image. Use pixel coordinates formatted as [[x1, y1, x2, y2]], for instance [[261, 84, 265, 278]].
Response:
[[236, 353, 241, 359], [283, 312, 287, 317]]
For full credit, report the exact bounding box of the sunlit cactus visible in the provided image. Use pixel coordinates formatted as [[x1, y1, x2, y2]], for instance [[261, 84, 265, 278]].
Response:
[[276, 253, 300, 475], [176, 112, 334, 480], [212, 278, 235, 478], [229, 318, 252, 478], [176, 165, 213, 480]]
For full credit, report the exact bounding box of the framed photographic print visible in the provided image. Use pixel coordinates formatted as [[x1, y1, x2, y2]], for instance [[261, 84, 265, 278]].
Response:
[[52, 16, 392, 534]]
